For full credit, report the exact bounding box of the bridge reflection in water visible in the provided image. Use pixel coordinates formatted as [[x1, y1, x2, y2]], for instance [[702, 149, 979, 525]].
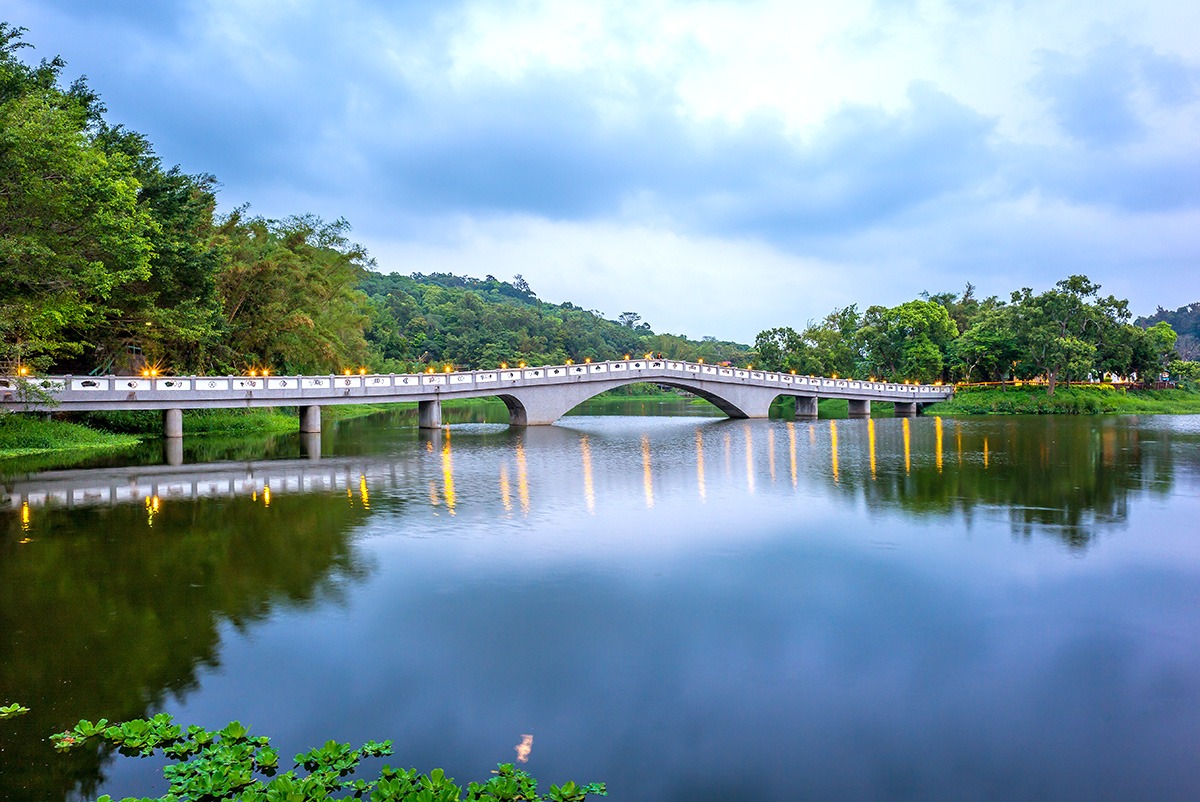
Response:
[[4, 414, 1173, 546], [7, 416, 958, 518]]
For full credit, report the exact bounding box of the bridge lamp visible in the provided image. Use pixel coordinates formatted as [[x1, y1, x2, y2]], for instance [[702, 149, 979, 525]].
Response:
[[831, 373, 838, 379], [584, 357, 591, 363], [142, 369, 151, 378], [697, 358, 703, 364], [444, 364, 453, 373], [518, 361, 527, 368], [790, 369, 796, 375], [747, 364, 753, 370], [359, 367, 367, 375], [262, 368, 270, 377], [565, 359, 574, 365], [344, 369, 352, 376], [17, 365, 29, 376], [500, 362, 508, 369]]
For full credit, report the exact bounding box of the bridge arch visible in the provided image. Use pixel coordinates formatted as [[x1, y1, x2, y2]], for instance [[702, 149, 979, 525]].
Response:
[[489, 376, 791, 426]]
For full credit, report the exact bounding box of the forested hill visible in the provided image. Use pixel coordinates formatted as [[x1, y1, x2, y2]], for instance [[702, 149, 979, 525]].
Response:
[[1137, 303, 1200, 360], [360, 272, 749, 371]]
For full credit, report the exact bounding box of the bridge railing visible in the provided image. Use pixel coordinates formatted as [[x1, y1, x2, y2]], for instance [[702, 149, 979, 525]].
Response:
[[1, 359, 953, 402]]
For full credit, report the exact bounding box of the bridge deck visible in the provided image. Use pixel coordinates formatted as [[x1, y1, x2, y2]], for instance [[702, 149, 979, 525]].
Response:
[[2, 359, 952, 413]]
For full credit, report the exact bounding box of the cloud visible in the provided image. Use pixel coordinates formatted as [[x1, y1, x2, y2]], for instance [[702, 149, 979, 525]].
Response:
[[1032, 38, 1200, 147], [7, 0, 1200, 335]]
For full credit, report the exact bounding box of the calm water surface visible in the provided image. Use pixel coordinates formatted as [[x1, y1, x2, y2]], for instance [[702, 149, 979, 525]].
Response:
[[2, 406, 1200, 801]]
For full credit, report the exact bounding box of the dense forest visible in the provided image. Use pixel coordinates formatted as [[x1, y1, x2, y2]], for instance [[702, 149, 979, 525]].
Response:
[[1, 24, 1196, 396]]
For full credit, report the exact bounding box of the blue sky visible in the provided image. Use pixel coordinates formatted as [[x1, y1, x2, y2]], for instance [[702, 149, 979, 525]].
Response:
[[9, 0, 1200, 341]]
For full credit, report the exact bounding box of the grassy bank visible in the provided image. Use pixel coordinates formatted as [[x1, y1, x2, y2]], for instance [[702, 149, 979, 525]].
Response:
[[0, 405, 392, 463], [80, 405, 389, 436], [929, 385, 1200, 415], [0, 414, 141, 460]]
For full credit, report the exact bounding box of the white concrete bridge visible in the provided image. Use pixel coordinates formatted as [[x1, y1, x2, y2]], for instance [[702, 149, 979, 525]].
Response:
[[1, 358, 953, 437]]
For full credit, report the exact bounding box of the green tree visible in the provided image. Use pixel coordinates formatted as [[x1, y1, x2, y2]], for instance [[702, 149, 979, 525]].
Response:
[[948, 306, 1022, 382], [857, 300, 958, 383], [0, 26, 155, 370], [1008, 275, 1127, 395]]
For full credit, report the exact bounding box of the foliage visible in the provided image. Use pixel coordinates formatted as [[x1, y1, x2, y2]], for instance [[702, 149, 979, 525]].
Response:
[[1, 702, 30, 719], [360, 272, 749, 370], [0, 27, 374, 377], [0, 24, 154, 370], [753, 275, 1177, 396], [50, 715, 606, 802], [1137, 302, 1200, 341], [929, 385, 1200, 415], [856, 300, 958, 383], [0, 413, 141, 459]]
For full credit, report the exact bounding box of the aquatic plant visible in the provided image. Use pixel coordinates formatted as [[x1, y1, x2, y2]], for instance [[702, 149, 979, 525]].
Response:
[[50, 714, 606, 801]]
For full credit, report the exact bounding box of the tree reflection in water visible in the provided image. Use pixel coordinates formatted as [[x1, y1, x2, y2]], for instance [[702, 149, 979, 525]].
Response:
[[0, 494, 371, 801]]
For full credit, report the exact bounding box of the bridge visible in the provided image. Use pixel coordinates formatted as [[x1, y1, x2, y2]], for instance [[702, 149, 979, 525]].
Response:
[[1, 358, 953, 437]]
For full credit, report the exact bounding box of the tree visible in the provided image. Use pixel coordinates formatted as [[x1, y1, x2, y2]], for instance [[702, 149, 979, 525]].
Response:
[[213, 213, 373, 373], [857, 300, 958, 383], [0, 34, 155, 370], [754, 327, 805, 372], [948, 306, 1021, 382], [1008, 275, 1127, 395]]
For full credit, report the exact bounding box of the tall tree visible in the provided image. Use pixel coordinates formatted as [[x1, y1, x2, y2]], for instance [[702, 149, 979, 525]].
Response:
[[0, 25, 155, 370], [1008, 275, 1126, 395]]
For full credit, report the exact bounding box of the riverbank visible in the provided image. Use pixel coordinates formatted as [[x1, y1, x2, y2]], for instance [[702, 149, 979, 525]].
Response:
[[0, 405, 391, 462], [928, 385, 1200, 415], [0, 415, 141, 461]]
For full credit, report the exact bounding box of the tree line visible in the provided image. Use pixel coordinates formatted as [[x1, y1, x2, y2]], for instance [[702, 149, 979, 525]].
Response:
[[753, 277, 1190, 394]]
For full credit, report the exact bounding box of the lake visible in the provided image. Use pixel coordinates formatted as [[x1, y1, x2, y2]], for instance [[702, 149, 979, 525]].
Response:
[[3, 404, 1200, 800]]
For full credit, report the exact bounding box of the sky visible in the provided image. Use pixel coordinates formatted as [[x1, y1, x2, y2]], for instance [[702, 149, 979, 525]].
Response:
[[7, 0, 1200, 342]]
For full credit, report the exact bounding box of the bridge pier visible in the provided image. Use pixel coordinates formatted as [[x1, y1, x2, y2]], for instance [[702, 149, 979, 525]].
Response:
[[794, 396, 818, 419], [163, 437, 183, 467], [163, 408, 183, 438], [418, 399, 442, 429], [848, 399, 871, 418], [301, 432, 322, 461], [299, 405, 322, 433], [894, 402, 918, 417]]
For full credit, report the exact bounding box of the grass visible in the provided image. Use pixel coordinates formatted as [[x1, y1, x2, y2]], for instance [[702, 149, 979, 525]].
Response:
[[0, 405, 393, 466], [928, 384, 1200, 415], [0, 414, 141, 460], [80, 404, 389, 436]]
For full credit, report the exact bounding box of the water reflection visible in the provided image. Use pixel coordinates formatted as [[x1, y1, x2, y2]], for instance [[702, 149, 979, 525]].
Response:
[[7, 417, 1192, 544], [641, 434, 655, 509], [0, 493, 371, 801], [516, 439, 530, 516], [3, 414, 1200, 801], [868, 417, 877, 480], [581, 436, 596, 514], [499, 463, 512, 514], [830, 419, 840, 483], [788, 422, 797, 488], [744, 425, 756, 494], [441, 433, 456, 515]]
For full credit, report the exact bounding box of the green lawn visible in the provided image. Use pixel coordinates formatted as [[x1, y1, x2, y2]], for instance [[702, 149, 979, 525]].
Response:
[[928, 385, 1200, 415]]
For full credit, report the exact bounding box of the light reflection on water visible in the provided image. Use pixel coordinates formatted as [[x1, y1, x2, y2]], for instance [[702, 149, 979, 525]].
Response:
[[3, 412, 1200, 801]]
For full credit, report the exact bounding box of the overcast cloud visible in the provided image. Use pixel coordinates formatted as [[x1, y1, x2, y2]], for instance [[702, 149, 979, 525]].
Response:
[[8, 0, 1200, 340]]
